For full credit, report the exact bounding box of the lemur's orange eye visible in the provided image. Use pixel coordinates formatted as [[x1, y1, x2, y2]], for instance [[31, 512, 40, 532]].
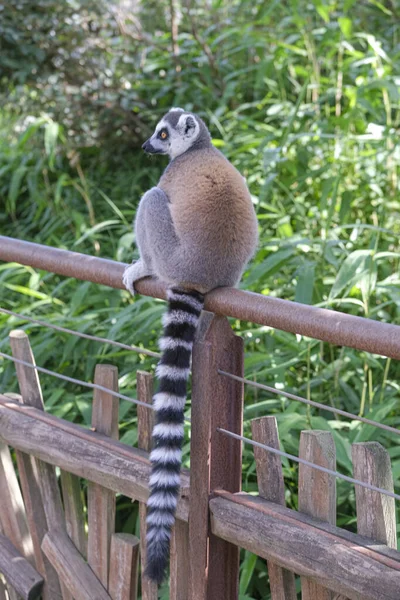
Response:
[[161, 131, 167, 139]]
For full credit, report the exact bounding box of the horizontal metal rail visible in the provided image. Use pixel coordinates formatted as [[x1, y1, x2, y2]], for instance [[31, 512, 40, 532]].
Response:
[[1, 235, 400, 360]]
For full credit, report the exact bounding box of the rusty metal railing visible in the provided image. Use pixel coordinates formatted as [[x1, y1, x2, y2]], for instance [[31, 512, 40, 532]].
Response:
[[1, 234, 400, 360]]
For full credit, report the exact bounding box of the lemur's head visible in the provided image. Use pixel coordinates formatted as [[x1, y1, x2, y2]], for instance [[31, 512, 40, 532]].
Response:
[[142, 108, 212, 160]]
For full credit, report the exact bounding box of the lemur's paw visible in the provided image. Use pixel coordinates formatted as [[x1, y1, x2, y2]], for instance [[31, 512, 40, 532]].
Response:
[[123, 264, 137, 296]]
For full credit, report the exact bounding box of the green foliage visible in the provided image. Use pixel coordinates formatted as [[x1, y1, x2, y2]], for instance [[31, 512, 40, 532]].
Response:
[[1, 1, 400, 598]]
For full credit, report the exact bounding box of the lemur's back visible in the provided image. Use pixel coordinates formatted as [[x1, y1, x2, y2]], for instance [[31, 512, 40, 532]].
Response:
[[159, 147, 258, 289]]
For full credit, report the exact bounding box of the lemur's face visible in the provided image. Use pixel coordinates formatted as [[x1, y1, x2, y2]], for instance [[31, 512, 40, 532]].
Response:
[[142, 109, 200, 160]]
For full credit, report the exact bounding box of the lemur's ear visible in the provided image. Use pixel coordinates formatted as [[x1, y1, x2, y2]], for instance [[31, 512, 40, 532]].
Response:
[[178, 114, 197, 137]]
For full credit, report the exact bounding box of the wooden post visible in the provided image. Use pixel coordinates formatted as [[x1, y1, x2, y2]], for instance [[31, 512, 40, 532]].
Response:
[[0, 521, 20, 600], [0, 533, 43, 600], [14, 437, 49, 581], [251, 416, 297, 600], [108, 533, 139, 600], [0, 440, 34, 563], [9, 329, 70, 600], [60, 472, 87, 558], [136, 371, 158, 600], [352, 442, 396, 548], [299, 431, 336, 600], [87, 365, 119, 589], [170, 520, 189, 600], [42, 531, 111, 600], [188, 313, 244, 600]]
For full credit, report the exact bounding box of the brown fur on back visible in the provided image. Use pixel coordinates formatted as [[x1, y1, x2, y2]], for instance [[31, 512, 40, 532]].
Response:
[[159, 147, 258, 264]]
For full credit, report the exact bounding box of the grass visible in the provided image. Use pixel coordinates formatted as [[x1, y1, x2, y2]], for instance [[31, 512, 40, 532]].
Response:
[[1, 1, 400, 597]]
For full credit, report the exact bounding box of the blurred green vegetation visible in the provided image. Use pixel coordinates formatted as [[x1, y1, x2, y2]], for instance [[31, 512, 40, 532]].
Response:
[[1, 0, 400, 597]]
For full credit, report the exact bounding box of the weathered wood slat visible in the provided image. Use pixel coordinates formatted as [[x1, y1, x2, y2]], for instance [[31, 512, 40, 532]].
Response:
[[299, 431, 336, 600], [60, 472, 87, 558], [42, 531, 111, 600], [108, 533, 139, 600], [9, 330, 65, 600], [189, 314, 243, 600], [251, 416, 297, 600], [15, 450, 48, 577], [0, 523, 20, 600], [9, 331, 46, 412], [88, 365, 119, 588], [0, 534, 43, 600], [136, 371, 158, 600], [0, 440, 34, 563], [170, 521, 189, 600], [352, 442, 397, 548], [210, 491, 400, 600], [0, 395, 189, 521]]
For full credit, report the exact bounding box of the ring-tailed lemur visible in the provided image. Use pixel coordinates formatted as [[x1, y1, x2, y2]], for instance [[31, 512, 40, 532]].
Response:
[[123, 108, 258, 584]]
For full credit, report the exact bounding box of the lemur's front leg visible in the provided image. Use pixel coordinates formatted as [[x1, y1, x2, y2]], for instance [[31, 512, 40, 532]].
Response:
[[123, 260, 153, 295], [123, 187, 178, 295]]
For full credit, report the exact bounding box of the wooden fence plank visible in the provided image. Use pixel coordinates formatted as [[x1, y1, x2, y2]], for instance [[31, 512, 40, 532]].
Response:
[[136, 371, 158, 600], [352, 442, 397, 548], [189, 313, 243, 600], [251, 416, 297, 600], [210, 491, 400, 600], [0, 522, 20, 600], [0, 534, 43, 600], [9, 330, 45, 412], [9, 330, 71, 600], [108, 533, 139, 600], [299, 431, 336, 600], [42, 531, 111, 600], [0, 395, 190, 520], [0, 440, 34, 563], [60, 472, 87, 558], [87, 365, 119, 589], [170, 520, 189, 600], [15, 449, 48, 577]]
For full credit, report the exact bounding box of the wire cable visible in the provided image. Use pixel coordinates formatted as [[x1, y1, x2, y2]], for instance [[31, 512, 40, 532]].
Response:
[[0, 350, 151, 409], [0, 350, 191, 424], [0, 351, 394, 497], [217, 427, 400, 501], [2, 309, 396, 436], [218, 370, 400, 437], [0, 307, 161, 359]]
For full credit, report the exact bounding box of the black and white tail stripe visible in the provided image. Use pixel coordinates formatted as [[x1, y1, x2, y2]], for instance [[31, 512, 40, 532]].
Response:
[[145, 286, 204, 584]]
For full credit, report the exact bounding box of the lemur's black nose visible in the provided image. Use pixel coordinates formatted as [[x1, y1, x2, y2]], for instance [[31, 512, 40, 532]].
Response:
[[142, 139, 152, 151]]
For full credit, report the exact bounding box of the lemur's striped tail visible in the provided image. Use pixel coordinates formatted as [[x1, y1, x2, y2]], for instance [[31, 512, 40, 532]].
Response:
[[145, 286, 204, 584]]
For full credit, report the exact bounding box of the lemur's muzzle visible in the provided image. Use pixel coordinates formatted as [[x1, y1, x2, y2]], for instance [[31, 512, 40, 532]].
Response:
[[142, 139, 158, 154]]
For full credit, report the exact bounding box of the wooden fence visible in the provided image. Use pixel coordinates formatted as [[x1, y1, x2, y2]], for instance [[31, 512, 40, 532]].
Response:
[[1, 237, 400, 600]]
